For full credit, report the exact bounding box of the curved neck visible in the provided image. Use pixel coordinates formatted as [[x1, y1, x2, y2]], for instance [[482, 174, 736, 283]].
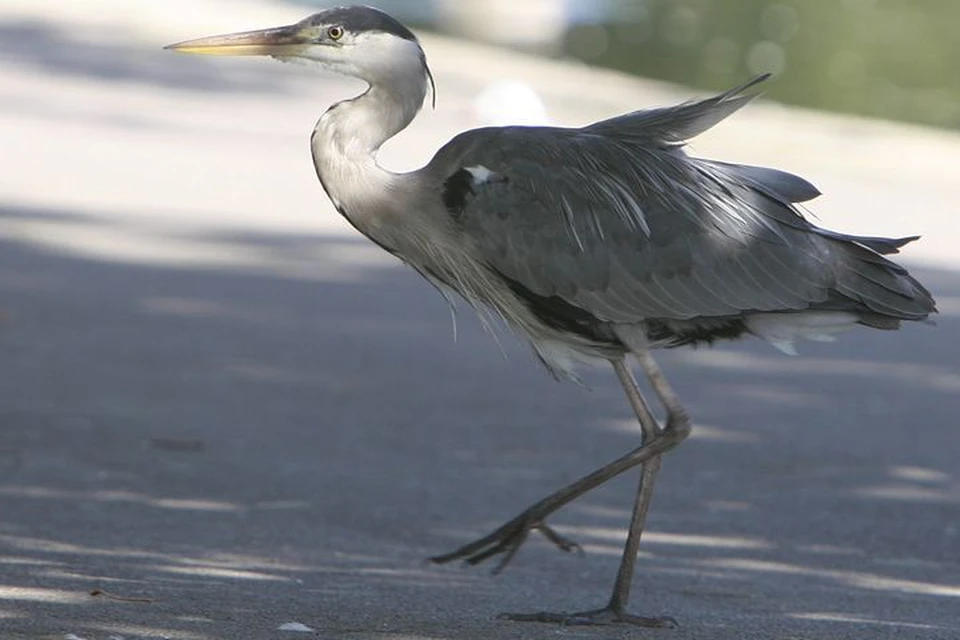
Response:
[[310, 63, 428, 237], [316, 76, 426, 159]]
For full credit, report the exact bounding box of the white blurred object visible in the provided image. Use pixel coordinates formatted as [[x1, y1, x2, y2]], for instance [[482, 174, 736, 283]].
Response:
[[473, 80, 551, 126]]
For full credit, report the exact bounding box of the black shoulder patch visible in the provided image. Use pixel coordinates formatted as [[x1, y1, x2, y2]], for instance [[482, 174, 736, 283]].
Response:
[[442, 167, 508, 218], [442, 168, 476, 218], [306, 6, 419, 42]]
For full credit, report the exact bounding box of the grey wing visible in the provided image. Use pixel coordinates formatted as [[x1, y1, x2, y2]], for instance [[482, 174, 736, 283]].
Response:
[[582, 74, 771, 145], [433, 131, 932, 328]]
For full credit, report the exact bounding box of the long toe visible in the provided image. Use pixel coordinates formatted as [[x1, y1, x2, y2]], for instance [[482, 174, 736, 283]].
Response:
[[429, 515, 581, 571], [498, 607, 679, 628]]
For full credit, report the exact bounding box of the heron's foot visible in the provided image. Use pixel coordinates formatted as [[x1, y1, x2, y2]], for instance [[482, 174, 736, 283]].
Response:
[[499, 606, 678, 628], [429, 514, 582, 573]]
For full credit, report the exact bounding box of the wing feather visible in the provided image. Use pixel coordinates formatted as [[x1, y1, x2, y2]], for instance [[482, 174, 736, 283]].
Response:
[[426, 80, 935, 329]]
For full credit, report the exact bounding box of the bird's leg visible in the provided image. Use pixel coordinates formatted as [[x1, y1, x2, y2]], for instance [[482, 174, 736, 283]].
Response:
[[499, 354, 683, 627], [607, 357, 663, 616], [431, 352, 690, 627]]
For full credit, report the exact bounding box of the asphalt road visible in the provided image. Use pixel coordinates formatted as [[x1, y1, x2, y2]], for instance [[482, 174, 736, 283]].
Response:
[[1, 214, 958, 640], [1, 2, 959, 639]]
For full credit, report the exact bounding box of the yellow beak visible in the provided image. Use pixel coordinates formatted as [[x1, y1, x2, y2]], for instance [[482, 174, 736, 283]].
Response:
[[164, 24, 309, 57]]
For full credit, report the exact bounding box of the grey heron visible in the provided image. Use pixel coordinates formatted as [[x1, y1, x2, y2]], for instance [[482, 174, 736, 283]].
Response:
[[166, 6, 937, 627]]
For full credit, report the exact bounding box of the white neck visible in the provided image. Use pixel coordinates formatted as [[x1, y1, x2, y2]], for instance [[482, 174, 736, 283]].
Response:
[[309, 41, 428, 240]]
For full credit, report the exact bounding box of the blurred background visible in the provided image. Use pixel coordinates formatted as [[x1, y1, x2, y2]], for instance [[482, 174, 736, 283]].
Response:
[[299, 0, 960, 131]]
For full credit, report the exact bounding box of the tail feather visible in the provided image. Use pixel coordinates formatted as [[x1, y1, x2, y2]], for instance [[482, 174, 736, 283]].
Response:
[[832, 242, 936, 322]]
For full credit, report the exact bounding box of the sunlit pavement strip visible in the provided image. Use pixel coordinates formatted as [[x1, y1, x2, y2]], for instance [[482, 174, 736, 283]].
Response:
[[2, 0, 959, 272]]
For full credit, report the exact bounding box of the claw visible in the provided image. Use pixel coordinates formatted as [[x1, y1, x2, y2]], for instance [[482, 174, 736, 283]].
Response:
[[429, 517, 583, 572], [536, 522, 583, 555], [467, 525, 526, 570]]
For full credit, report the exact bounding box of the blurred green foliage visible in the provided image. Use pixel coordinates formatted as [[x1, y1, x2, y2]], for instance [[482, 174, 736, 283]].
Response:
[[564, 0, 959, 129]]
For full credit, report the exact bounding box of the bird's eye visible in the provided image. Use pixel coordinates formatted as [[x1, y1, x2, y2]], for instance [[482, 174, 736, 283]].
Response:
[[327, 26, 344, 41]]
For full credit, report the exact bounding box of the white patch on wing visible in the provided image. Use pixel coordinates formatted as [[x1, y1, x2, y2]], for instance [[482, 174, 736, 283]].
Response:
[[464, 165, 498, 186], [746, 311, 859, 355]]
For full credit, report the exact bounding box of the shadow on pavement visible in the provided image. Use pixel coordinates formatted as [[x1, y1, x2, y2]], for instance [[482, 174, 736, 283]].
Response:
[[0, 19, 296, 94], [0, 203, 957, 639]]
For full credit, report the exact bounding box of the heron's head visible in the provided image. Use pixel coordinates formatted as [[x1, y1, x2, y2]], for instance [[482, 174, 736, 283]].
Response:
[[166, 6, 433, 95]]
